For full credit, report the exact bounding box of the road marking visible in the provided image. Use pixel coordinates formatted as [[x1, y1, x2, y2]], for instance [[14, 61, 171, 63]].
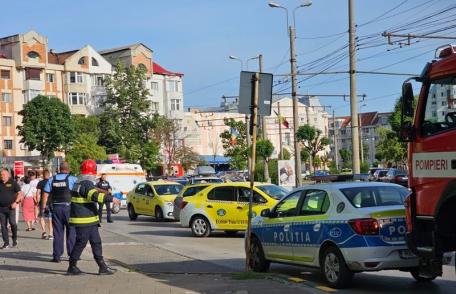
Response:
[[288, 277, 306, 283], [316, 285, 337, 292]]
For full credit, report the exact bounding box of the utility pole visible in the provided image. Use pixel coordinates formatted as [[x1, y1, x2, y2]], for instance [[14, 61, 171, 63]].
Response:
[[278, 102, 283, 160], [358, 113, 363, 164], [259, 54, 267, 140], [348, 0, 360, 174], [332, 110, 339, 170], [289, 25, 302, 186]]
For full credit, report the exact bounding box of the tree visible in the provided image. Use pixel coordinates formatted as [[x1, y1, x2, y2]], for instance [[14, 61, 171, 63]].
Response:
[[99, 62, 151, 153], [66, 133, 107, 173], [18, 95, 75, 162], [375, 127, 407, 167], [296, 124, 330, 172], [279, 148, 291, 160], [339, 148, 351, 168], [175, 145, 203, 172], [256, 139, 274, 182], [72, 115, 101, 139], [220, 119, 248, 170]]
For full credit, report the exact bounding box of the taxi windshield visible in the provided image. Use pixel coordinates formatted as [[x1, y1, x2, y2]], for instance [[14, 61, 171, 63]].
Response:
[[340, 186, 409, 208], [257, 185, 288, 200], [154, 184, 183, 196]]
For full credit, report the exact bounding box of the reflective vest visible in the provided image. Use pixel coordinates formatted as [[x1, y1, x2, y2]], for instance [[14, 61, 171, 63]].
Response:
[[69, 177, 112, 226], [51, 174, 72, 203]]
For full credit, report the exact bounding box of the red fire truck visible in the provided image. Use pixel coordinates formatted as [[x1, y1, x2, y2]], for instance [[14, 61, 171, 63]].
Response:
[[400, 45, 456, 279]]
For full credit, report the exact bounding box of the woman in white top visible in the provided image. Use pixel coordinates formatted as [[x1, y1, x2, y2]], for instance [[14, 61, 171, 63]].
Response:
[[21, 176, 38, 231]]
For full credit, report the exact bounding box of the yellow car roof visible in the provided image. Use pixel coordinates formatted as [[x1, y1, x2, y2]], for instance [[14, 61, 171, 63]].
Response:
[[146, 180, 182, 186], [187, 182, 270, 188]]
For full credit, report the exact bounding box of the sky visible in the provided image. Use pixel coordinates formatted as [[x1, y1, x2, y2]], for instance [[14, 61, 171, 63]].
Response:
[[2, 0, 455, 116]]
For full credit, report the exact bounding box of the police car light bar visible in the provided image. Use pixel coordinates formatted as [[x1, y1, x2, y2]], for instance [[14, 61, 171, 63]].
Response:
[[311, 174, 369, 183]]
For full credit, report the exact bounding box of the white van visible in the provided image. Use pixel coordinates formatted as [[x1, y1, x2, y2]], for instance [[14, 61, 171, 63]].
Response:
[[96, 164, 146, 209]]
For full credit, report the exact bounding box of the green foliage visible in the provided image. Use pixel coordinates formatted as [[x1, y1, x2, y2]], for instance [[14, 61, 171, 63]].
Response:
[[141, 141, 161, 173], [174, 145, 202, 172], [99, 62, 151, 153], [296, 124, 330, 171], [313, 155, 321, 170], [300, 149, 309, 162], [220, 119, 248, 170], [18, 95, 75, 160], [279, 148, 291, 160], [360, 161, 369, 173], [328, 160, 338, 174], [149, 115, 181, 172], [72, 115, 100, 139], [66, 133, 107, 173], [339, 149, 351, 168], [256, 139, 274, 160], [256, 159, 279, 185], [389, 96, 418, 133], [375, 127, 407, 166]]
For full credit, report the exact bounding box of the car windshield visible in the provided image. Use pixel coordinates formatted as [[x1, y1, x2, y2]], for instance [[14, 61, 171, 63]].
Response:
[[192, 178, 223, 184], [257, 185, 288, 200], [154, 184, 183, 195], [182, 185, 209, 197], [340, 186, 409, 208], [378, 170, 388, 177]]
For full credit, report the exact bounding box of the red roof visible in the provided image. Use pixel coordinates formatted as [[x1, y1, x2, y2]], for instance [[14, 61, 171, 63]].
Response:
[[153, 62, 183, 77], [339, 112, 378, 128]]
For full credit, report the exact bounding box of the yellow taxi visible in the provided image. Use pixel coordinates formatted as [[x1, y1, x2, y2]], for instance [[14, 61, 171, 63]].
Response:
[[127, 180, 183, 221], [179, 182, 288, 237]]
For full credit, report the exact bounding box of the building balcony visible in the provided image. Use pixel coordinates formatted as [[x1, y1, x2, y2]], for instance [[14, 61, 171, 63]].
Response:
[[23, 79, 44, 91]]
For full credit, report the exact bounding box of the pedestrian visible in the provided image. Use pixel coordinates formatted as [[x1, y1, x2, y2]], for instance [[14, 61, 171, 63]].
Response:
[[67, 159, 120, 275], [21, 176, 37, 231], [37, 170, 53, 240], [28, 170, 40, 224], [42, 162, 77, 263], [0, 169, 22, 249], [96, 173, 113, 223]]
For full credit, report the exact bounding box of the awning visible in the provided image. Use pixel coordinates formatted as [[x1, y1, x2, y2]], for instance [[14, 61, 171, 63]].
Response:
[[200, 155, 230, 165]]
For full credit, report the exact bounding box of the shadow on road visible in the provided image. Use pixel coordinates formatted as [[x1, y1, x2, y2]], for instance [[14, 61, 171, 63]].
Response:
[[128, 229, 244, 238]]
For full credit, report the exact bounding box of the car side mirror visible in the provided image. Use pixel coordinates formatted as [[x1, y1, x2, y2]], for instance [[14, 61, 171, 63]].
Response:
[[260, 208, 271, 218], [400, 82, 416, 142]]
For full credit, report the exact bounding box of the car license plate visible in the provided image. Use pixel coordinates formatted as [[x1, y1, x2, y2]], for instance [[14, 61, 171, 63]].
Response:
[[399, 249, 416, 259]]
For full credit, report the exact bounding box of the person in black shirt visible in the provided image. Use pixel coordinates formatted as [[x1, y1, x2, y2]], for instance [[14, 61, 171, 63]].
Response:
[[37, 170, 53, 240], [0, 169, 22, 249], [96, 173, 113, 223]]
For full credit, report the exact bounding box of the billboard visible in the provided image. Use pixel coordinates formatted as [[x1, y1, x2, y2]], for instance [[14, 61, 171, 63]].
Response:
[[278, 160, 295, 187]]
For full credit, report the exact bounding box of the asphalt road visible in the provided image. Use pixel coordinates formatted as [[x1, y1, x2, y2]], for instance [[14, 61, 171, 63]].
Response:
[[103, 210, 456, 293]]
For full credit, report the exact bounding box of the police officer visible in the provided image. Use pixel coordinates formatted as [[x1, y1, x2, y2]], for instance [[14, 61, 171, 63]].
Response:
[[67, 159, 121, 275], [42, 162, 77, 263], [96, 173, 113, 223]]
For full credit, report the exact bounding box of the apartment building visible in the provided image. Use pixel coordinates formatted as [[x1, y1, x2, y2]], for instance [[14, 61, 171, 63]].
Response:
[[328, 111, 392, 167], [0, 31, 184, 160]]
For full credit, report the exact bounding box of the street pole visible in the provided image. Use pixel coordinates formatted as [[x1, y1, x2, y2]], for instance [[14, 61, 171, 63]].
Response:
[[289, 25, 302, 187], [245, 72, 260, 271], [278, 102, 283, 160], [348, 0, 360, 174], [259, 54, 267, 140], [333, 110, 339, 170], [358, 112, 363, 164], [245, 115, 251, 175]]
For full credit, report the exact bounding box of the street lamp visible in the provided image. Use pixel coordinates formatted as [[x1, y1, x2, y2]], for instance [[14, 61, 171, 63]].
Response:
[[269, 1, 312, 187], [228, 55, 261, 71], [228, 55, 244, 71]]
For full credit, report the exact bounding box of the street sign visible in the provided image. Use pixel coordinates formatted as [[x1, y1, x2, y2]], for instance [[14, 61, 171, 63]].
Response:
[[238, 71, 273, 116]]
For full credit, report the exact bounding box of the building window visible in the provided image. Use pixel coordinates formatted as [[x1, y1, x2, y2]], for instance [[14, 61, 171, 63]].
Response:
[[151, 102, 159, 113], [167, 80, 178, 92], [1, 92, 11, 103], [78, 57, 85, 65], [2, 116, 12, 126], [69, 72, 84, 83], [442, 101, 447, 106], [3, 140, 12, 150], [24, 90, 40, 103], [171, 99, 180, 111], [92, 75, 104, 86], [46, 73, 54, 83], [68, 93, 87, 105], [1, 70, 10, 79], [151, 82, 159, 91], [25, 68, 41, 80], [27, 51, 40, 59], [91, 57, 99, 66]]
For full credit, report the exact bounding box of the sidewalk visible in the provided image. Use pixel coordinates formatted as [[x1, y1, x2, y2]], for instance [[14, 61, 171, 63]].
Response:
[[0, 223, 322, 294]]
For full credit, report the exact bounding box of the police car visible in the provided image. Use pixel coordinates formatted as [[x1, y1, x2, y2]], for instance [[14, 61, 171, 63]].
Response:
[[248, 182, 420, 288]]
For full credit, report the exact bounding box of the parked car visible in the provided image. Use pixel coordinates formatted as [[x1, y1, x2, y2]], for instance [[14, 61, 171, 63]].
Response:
[[383, 168, 408, 187], [372, 169, 389, 182], [367, 168, 381, 181], [340, 168, 352, 175], [188, 176, 223, 185], [180, 182, 287, 237], [127, 180, 183, 221], [314, 170, 330, 176], [249, 182, 417, 288], [173, 183, 211, 221]]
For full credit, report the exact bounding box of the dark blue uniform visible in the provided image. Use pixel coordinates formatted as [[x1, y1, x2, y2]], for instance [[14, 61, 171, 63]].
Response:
[[69, 175, 113, 263], [96, 179, 112, 222], [44, 173, 77, 261]]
